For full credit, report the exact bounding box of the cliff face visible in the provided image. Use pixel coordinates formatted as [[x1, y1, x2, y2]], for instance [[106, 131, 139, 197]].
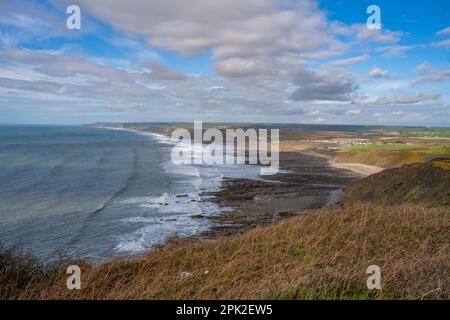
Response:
[[344, 159, 450, 207]]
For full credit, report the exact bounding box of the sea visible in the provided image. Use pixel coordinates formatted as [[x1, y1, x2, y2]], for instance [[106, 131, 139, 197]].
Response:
[[0, 125, 263, 263]]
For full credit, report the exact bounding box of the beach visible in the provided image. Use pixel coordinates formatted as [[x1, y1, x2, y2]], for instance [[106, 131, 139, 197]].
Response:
[[104, 124, 366, 239], [204, 151, 361, 237], [2, 125, 448, 300], [116, 125, 370, 239], [329, 161, 384, 176], [0, 124, 378, 262]]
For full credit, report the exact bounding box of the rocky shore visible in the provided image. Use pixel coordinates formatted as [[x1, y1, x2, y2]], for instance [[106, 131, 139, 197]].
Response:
[[98, 123, 366, 239], [203, 151, 361, 238]]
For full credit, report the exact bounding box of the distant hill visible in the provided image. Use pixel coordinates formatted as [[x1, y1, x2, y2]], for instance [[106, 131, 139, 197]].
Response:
[[344, 159, 450, 207]]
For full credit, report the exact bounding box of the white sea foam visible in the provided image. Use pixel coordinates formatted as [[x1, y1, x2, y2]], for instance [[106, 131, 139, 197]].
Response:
[[99, 125, 265, 255], [114, 210, 211, 253]]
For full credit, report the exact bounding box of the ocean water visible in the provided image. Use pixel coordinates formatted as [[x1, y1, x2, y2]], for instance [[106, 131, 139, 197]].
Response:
[[0, 125, 262, 262]]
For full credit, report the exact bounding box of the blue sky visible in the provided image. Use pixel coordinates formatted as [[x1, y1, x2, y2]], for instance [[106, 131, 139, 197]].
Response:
[[0, 0, 449, 125]]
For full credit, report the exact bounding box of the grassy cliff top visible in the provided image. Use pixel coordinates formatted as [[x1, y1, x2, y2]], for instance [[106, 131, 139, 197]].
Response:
[[2, 204, 448, 300], [344, 159, 450, 207]]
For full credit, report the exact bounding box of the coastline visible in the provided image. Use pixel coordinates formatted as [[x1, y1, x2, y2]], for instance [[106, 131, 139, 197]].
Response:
[[203, 151, 360, 237], [329, 161, 383, 176], [94, 124, 369, 240], [5, 126, 447, 300], [296, 149, 384, 177]]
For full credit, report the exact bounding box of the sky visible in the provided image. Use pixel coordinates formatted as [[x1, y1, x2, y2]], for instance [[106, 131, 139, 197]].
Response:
[[0, 0, 449, 126]]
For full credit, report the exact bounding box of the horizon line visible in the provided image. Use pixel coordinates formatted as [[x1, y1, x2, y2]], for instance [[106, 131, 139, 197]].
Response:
[[1, 122, 450, 129]]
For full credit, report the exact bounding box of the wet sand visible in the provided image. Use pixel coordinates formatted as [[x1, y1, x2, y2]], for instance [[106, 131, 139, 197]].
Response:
[[329, 161, 383, 176], [297, 150, 384, 177], [202, 151, 361, 238]]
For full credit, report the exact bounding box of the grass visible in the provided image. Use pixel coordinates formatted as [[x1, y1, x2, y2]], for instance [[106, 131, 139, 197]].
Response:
[[344, 159, 450, 207], [347, 144, 427, 151], [335, 149, 423, 168], [276, 129, 450, 169], [432, 160, 450, 171], [1, 204, 448, 300], [335, 143, 450, 168], [0, 245, 45, 299]]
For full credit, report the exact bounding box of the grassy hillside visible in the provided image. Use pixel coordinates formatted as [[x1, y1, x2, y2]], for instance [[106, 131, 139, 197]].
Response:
[[2, 204, 448, 300], [344, 159, 450, 207], [335, 143, 450, 168]]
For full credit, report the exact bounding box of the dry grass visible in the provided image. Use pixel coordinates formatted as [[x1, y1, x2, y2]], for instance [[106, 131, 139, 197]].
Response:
[[335, 143, 450, 169], [1, 204, 449, 300], [335, 149, 424, 168], [432, 160, 450, 171], [344, 159, 450, 207]]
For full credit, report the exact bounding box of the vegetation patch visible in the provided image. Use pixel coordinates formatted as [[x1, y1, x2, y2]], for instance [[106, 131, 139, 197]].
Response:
[[344, 159, 450, 207], [1, 204, 448, 300], [432, 160, 450, 171], [336, 143, 450, 168]]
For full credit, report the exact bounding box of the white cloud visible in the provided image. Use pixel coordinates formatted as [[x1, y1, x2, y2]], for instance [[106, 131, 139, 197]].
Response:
[[0, 1, 448, 125], [331, 23, 403, 44], [415, 61, 429, 74], [330, 54, 370, 67], [0, 31, 19, 48], [412, 67, 450, 84], [354, 92, 440, 106], [432, 39, 450, 47], [436, 26, 450, 36], [214, 58, 264, 78], [289, 65, 356, 102], [355, 26, 402, 44], [369, 68, 391, 78], [72, 0, 336, 64], [377, 45, 423, 58]]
